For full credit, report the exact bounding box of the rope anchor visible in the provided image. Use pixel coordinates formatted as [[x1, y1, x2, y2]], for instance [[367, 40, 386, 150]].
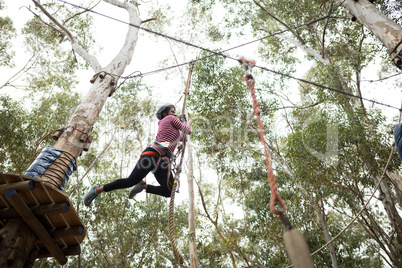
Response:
[[239, 56, 256, 77]]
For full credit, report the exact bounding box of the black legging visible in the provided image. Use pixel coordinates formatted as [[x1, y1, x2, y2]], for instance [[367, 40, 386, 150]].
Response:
[[103, 154, 174, 197]]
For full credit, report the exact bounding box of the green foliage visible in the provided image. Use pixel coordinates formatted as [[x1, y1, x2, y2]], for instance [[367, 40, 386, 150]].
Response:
[[0, 88, 81, 174], [0, 14, 16, 67], [0, 96, 33, 172], [19, 2, 96, 93]]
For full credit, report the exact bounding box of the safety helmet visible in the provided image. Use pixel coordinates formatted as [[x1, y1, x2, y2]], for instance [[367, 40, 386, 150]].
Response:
[[156, 104, 176, 120]]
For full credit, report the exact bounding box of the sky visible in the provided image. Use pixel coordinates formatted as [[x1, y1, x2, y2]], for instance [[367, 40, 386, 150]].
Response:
[[1, 0, 261, 102], [2, 0, 400, 110]]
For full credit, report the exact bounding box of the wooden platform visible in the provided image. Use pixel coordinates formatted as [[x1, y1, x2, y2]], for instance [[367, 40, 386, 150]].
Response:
[[0, 172, 86, 265]]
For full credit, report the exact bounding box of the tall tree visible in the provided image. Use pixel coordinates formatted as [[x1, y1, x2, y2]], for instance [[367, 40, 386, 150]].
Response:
[[0, 0, 143, 266], [0, 0, 16, 68], [334, 0, 402, 69]]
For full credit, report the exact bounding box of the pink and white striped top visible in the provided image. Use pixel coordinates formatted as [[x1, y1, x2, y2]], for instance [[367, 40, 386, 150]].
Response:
[[150, 115, 192, 156]]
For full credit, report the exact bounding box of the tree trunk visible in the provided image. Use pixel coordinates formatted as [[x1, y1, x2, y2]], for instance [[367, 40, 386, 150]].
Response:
[[0, 0, 141, 267], [369, 171, 402, 245], [187, 139, 199, 268], [334, 0, 402, 69], [386, 170, 402, 207], [315, 192, 339, 268]]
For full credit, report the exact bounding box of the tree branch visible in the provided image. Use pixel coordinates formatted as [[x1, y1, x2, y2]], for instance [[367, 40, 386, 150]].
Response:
[[32, 0, 101, 72], [274, 33, 330, 65], [253, 0, 305, 45], [103, 0, 141, 72], [0, 52, 37, 90], [321, 2, 334, 59], [63, 0, 102, 25]]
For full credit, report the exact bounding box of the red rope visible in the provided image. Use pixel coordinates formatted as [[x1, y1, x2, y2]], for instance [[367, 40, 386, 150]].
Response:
[[243, 74, 286, 216], [34, 130, 59, 157], [34, 126, 91, 157]]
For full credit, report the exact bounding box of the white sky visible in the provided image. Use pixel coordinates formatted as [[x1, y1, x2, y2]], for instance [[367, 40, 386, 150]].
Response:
[[2, 0, 400, 110]]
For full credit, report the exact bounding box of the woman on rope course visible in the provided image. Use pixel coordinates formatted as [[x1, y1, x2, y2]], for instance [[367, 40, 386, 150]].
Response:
[[84, 104, 192, 207]]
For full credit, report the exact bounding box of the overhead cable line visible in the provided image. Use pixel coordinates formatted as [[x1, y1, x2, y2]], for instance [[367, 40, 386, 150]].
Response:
[[361, 72, 402, 82], [58, 0, 401, 111], [253, 64, 402, 111], [57, 0, 331, 62]]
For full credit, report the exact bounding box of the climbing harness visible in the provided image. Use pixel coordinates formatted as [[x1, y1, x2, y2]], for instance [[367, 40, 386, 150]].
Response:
[[239, 57, 314, 268], [154, 141, 173, 158], [168, 61, 194, 267]]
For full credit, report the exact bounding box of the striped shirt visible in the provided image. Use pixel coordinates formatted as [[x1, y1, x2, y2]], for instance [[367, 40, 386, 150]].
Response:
[[150, 115, 192, 156]]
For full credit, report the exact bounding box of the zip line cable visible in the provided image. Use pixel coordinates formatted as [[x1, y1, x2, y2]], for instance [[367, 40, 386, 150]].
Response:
[[361, 71, 402, 83], [253, 64, 402, 111], [57, 0, 401, 111]]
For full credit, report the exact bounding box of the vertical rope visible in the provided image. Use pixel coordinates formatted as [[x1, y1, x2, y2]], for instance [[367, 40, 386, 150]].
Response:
[[243, 73, 286, 215], [167, 61, 194, 267], [168, 178, 186, 266]]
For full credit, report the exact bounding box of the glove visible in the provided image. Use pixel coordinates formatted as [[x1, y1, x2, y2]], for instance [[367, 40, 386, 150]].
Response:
[[179, 114, 187, 122]]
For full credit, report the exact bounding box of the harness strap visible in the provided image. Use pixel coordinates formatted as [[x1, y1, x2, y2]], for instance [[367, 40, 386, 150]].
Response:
[[154, 141, 172, 158], [141, 150, 159, 158]]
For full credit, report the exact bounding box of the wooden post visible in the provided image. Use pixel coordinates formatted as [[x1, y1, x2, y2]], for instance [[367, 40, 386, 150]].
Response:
[[187, 139, 199, 268], [49, 226, 84, 239], [283, 229, 315, 268], [0, 219, 37, 268], [7, 237, 25, 264], [37, 246, 81, 258]]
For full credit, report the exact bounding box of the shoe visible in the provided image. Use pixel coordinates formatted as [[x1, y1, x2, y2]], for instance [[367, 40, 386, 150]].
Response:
[[84, 184, 99, 207], [129, 180, 145, 199]]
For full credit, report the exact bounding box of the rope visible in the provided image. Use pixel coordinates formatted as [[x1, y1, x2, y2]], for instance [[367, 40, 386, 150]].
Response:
[[167, 61, 194, 267], [168, 178, 186, 266], [40, 151, 75, 188], [34, 126, 91, 157], [243, 72, 286, 215], [34, 130, 59, 157]]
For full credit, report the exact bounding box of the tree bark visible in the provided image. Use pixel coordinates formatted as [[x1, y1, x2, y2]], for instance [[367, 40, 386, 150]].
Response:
[[386, 170, 402, 207], [51, 0, 141, 186], [369, 171, 402, 245], [334, 0, 402, 69], [315, 192, 339, 268], [187, 139, 199, 268]]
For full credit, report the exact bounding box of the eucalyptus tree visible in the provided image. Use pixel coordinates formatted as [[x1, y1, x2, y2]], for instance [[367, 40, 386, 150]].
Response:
[[0, 0, 149, 266], [187, 0, 402, 266], [0, 1, 16, 68], [334, 0, 402, 69], [187, 51, 390, 266]]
